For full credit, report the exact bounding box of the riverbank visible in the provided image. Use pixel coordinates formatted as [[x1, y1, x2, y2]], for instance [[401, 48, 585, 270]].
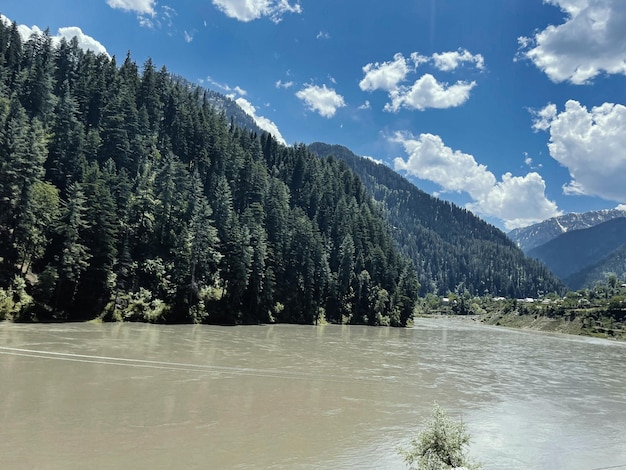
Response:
[[479, 310, 626, 341]]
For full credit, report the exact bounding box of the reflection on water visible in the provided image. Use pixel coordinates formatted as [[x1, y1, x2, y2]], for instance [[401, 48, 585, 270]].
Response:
[[1, 319, 625, 469]]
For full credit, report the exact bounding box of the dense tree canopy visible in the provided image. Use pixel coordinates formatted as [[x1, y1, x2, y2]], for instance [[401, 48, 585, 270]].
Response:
[[0, 23, 417, 325], [309, 143, 565, 298]]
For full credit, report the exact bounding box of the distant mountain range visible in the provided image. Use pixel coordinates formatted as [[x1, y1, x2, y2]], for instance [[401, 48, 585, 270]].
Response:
[[527, 217, 626, 278], [308, 142, 563, 297], [508, 208, 626, 253]]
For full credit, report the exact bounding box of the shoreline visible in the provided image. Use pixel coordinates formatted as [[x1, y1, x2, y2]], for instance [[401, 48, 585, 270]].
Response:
[[416, 312, 625, 341]]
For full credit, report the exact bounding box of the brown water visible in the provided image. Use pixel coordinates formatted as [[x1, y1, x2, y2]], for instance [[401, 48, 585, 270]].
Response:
[[1, 318, 625, 469]]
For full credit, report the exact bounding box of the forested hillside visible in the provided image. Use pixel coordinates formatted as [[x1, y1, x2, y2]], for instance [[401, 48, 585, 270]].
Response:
[[309, 143, 564, 298], [0, 23, 419, 326], [528, 218, 626, 284]]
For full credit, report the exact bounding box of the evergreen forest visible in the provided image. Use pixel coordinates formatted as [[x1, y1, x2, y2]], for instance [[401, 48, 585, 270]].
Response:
[[308, 143, 564, 298], [0, 23, 419, 325]]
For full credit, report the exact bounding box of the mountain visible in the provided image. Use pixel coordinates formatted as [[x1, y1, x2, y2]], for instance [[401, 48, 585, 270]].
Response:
[[0, 27, 418, 326], [565, 241, 626, 290], [508, 208, 626, 253], [527, 218, 626, 286], [308, 143, 564, 298], [173, 75, 264, 136]]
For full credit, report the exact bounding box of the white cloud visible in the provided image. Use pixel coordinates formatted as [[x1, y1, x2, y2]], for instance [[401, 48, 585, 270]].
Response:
[[55, 27, 108, 55], [295, 84, 346, 118], [432, 48, 485, 71], [393, 132, 496, 198], [106, 0, 155, 15], [360, 50, 483, 111], [531, 103, 557, 131], [467, 172, 561, 230], [363, 156, 383, 165], [18, 24, 44, 41], [1, 15, 108, 56], [0, 15, 43, 42], [108, 1, 175, 29], [359, 53, 412, 92], [316, 31, 330, 40], [235, 97, 286, 145], [205, 76, 246, 95], [392, 132, 560, 229], [518, 0, 626, 84], [533, 99, 626, 203], [275, 80, 294, 89], [358, 100, 371, 110], [184, 30, 194, 43], [205, 76, 231, 91], [212, 0, 302, 23], [386, 74, 476, 112]]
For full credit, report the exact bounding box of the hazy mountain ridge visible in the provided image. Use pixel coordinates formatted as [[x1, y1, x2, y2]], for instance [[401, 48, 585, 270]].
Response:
[[527, 217, 626, 286], [565, 241, 626, 290], [509, 208, 626, 253], [308, 142, 564, 297]]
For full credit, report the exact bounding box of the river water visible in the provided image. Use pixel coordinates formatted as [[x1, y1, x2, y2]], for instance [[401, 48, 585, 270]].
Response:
[[1, 318, 625, 469]]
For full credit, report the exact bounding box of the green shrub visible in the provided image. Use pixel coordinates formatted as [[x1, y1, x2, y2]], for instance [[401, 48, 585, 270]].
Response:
[[399, 404, 481, 470]]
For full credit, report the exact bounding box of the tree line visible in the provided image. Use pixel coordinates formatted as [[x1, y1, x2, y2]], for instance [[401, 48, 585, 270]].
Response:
[[308, 143, 565, 298], [0, 22, 418, 325]]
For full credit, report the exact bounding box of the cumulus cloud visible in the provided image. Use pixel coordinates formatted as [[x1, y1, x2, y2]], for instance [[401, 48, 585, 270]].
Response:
[[360, 50, 483, 112], [531, 103, 557, 131], [392, 132, 560, 229], [295, 84, 346, 118], [358, 100, 371, 110], [533, 100, 626, 203], [432, 48, 485, 71], [359, 53, 412, 92], [56, 27, 109, 55], [385, 74, 476, 112], [466, 172, 561, 230], [518, 0, 626, 84], [1, 15, 108, 56], [106, 0, 156, 15], [235, 97, 286, 145], [212, 0, 302, 23]]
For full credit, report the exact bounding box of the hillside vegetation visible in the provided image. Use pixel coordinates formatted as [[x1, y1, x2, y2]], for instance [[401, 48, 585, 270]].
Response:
[[528, 218, 626, 285], [309, 143, 564, 298], [0, 24, 418, 325]]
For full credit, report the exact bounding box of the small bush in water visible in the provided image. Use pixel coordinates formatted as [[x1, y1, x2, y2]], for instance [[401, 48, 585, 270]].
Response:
[[398, 404, 481, 470]]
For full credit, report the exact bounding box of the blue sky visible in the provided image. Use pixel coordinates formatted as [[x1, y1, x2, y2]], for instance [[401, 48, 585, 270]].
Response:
[[2, 0, 626, 231]]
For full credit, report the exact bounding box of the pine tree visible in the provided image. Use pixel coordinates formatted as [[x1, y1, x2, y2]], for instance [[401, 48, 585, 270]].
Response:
[[53, 182, 92, 310]]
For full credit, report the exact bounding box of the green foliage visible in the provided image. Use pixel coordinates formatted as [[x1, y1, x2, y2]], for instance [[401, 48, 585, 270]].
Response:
[[106, 288, 169, 322], [399, 404, 481, 470], [0, 276, 34, 320], [309, 143, 565, 299], [0, 23, 418, 325]]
